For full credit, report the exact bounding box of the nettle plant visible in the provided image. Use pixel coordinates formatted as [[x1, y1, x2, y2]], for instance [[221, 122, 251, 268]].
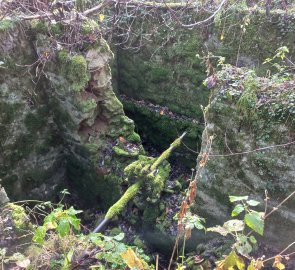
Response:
[[206, 195, 292, 270], [207, 195, 263, 257], [33, 205, 83, 245]]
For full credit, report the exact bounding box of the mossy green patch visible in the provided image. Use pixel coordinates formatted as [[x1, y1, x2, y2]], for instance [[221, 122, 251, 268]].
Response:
[[82, 19, 100, 35], [24, 111, 47, 133], [30, 19, 48, 34], [7, 203, 29, 232], [0, 102, 20, 142], [0, 19, 15, 31], [123, 100, 202, 168], [113, 146, 139, 158], [57, 51, 90, 92], [77, 98, 97, 113], [23, 168, 49, 186], [127, 132, 141, 143]]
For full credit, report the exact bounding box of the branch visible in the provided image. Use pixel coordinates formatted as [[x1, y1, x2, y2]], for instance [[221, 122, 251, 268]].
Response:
[[264, 190, 295, 219], [180, 0, 227, 28], [92, 132, 186, 233]]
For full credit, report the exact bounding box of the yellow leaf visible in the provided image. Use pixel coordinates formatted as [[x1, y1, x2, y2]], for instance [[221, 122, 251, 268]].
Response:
[[99, 14, 105, 22], [216, 251, 245, 270], [121, 248, 146, 270], [248, 259, 264, 270], [273, 256, 285, 270], [220, 31, 224, 41], [45, 221, 57, 230]]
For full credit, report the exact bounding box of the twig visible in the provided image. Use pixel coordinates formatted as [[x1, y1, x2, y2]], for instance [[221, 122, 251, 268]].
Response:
[[263, 241, 295, 263], [180, 0, 227, 28], [209, 140, 295, 157], [264, 190, 295, 219]]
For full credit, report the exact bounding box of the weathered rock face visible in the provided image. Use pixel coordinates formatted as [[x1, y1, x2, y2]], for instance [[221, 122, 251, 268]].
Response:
[[196, 65, 295, 249], [114, 11, 295, 163], [0, 20, 141, 208]]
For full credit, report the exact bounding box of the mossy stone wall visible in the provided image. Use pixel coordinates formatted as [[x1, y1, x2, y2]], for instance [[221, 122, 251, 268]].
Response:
[[115, 11, 295, 160], [0, 20, 140, 208]]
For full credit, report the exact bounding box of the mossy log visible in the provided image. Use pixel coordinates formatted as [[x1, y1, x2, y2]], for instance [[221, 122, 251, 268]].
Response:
[[92, 132, 186, 233]]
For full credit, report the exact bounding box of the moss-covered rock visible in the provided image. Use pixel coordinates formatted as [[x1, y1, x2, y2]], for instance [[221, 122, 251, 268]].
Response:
[[7, 203, 31, 232], [57, 51, 90, 92], [196, 65, 295, 249], [0, 20, 140, 210]]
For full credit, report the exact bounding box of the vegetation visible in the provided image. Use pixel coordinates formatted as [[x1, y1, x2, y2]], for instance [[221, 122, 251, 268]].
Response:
[[0, 1, 295, 270]]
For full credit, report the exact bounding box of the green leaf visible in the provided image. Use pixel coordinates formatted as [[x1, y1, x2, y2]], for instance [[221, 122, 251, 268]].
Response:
[[57, 218, 70, 237], [246, 200, 260, 206], [33, 226, 46, 245], [232, 204, 245, 217], [223, 219, 245, 232], [249, 235, 257, 244], [44, 212, 55, 224], [69, 216, 80, 230], [67, 206, 83, 216], [221, 251, 245, 270], [113, 233, 125, 241], [244, 211, 264, 235], [60, 189, 70, 195], [236, 234, 252, 256], [207, 225, 229, 236], [229, 195, 248, 202]]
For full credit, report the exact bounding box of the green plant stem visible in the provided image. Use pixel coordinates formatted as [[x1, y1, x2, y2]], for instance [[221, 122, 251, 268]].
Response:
[[181, 235, 186, 267]]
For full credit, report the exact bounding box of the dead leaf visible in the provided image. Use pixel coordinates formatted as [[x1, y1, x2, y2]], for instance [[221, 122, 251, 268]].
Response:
[[185, 228, 191, 240], [216, 251, 245, 270], [121, 248, 146, 270], [178, 201, 188, 221], [119, 136, 126, 144], [247, 259, 264, 270]]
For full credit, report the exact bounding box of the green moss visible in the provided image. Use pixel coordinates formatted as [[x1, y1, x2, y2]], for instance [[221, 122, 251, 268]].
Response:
[[50, 98, 75, 130], [82, 19, 99, 35], [105, 181, 142, 219], [150, 67, 170, 83], [77, 98, 97, 113], [126, 132, 141, 143], [84, 143, 100, 153], [57, 51, 90, 92], [36, 131, 61, 155], [7, 203, 29, 232], [30, 19, 48, 34], [147, 161, 171, 201], [24, 112, 46, 133], [50, 22, 64, 36], [143, 205, 162, 228], [133, 236, 145, 249], [0, 102, 20, 142], [0, 19, 15, 31], [123, 100, 202, 167], [109, 227, 123, 236], [23, 168, 48, 185], [9, 134, 35, 164], [113, 146, 139, 158]]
